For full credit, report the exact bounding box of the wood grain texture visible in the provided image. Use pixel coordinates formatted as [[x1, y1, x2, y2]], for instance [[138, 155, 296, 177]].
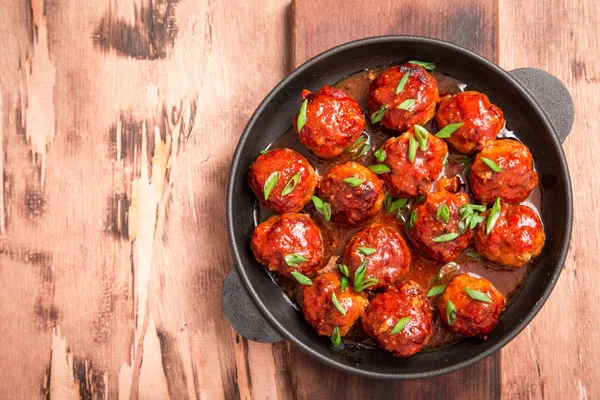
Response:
[[499, 1, 599, 399], [0, 0, 597, 398]]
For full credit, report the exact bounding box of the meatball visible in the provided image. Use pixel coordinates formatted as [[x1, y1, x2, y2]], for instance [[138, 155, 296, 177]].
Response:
[[409, 191, 472, 262], [293, 86, 366, 159], [378, 128, 448, 197], [435, 91, 505, 154], [302, 272, 369, 336], [362, 280, 433, 356], [343, 224, 411, 290], [248, 148, 318, 213], [471, 139, 539, 205], [367, 63, 439, 132], [474, 203, 545, 267], [318, 161, 384, 224], [251, 214, 323, 277], [437, 274, 506, 337]]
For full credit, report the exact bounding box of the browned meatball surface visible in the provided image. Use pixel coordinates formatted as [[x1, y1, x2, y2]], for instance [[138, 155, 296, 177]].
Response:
[[409, 191, 472, 262], [248, 148, 318, 214], [251, 214, 323, 277], [377, 128, 448, 197], [362, 280, 433, 356], [318, 161, 384, 224], [367, 63, 439, 132], [293, 86, 366, 159], [435, 91, 505, 154], [302, 272, 369, 336], [474, 203, 545, 267], [471, 139, 539, 205], [343, 224, 411, 290], [437, 274, 506, 337]]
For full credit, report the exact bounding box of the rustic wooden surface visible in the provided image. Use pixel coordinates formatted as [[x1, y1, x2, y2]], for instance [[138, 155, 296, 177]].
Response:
[[0, 0, 596, 399]]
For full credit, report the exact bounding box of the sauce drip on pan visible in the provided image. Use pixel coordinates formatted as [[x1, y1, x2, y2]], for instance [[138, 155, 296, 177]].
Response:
[[253, 67, 542, 351]]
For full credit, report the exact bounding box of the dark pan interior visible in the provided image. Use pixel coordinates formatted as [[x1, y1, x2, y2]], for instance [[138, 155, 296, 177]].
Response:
[[227, 37, 572, 379]]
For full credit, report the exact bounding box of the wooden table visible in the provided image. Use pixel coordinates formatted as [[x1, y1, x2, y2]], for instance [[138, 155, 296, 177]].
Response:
[[0, 0, 597, 398]]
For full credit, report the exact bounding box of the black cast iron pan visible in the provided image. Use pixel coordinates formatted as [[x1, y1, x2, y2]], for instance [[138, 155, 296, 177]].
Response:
[[222, 36, 573, 379]]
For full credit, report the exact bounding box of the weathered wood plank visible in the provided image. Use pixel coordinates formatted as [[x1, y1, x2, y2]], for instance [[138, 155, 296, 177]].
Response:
[[499, 1, 600, 398]]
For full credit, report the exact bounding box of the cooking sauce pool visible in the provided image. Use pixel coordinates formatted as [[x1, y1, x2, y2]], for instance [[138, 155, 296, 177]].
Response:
[[254, 67, 542, 351]]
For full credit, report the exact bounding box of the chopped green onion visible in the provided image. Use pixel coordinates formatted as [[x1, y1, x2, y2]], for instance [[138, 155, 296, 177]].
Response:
[[331, 292, 346, 316], [352, 144, 371, 159], [486, 197, 501, 234], [414, 124, 429, 151], [466, 251, 481, 260], [409, 210, 418, 228], [281, 173, 301, 196], [263, 171, 279, 201], [408, 60, 436, 71], [446, 300, 457, 325], [436, 203, 450, 224], [284, 254, 307, 267], [397, 99, 416, 111], [465, 288, 493, 303], [340, 276, 348, 291], [338, 264, 349, 277], [297, 99, 308, 131], [291, 271, 312, 286], [346, 136, 367, 152], [481, 157, 503, 172], [427, 284, 447, 297], [342, 177, 363, 187], [374, 149, 387, 162], [358, 247, 376, 256], [370, 105, 388, 124], [312, 196, 332, 222], [408, 135, 418, 163], [331, 326, 341, 347], [384, 192, 393, 212], [369, 164, 391, 174], [390, 316, 411, 334], [395, 72, 410, 95], [389, 198, 408, 213], [435, 122, 464, 138], [432, 232, 460, 242]]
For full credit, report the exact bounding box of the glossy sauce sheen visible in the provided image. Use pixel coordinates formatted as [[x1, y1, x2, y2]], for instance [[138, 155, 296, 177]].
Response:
[[255, 67, 542, 351]]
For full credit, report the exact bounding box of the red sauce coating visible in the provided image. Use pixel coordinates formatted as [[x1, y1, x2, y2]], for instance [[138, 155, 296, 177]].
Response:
[[379, 128, 448, 197], [318, 161, 384, 224], [436, 91, 505, 154], [474, 204, 545, 267], [362, 280, 433, 356], [471, 139, 539, 205], [302, 272, 369, 336], [293, 86, 366, 159], [409, 191, 473, 262], [437, 273, 506, 338], [367, 63, 439, 132], [343, 223, 411, 290], [248, 148, 318, 213], [251, 214, 323, 277]]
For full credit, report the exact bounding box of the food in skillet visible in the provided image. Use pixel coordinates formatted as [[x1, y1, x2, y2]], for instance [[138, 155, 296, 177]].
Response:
[[362, 280, 433, 356], [248, 148, 317, 213], [293, 86, 366, 159], [435, 91, 505, 154], [408, 191, 474, 263], [247, 60, 546, 357], [436, 273, 506, 338], [377, 126, 448, 197], [343, 223, 411, 290], [471, 139, 539, 204], [317, 161, 385, 224], [251, 214, 323, 278], [302, 272, 369, 339], [368, 63, 439, 131], [474, 202, 546, 267]]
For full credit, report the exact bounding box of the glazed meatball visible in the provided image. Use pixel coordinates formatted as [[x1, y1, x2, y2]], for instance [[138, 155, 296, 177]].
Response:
[[362, 280, 433, 356], [378, 128, 448, 197], [409, 191, 472, 262], [437, 274, 505, 337], [474, 203, 545, 267], [343, 224, 411, 290], [471, 139, 539, 205], [293, 86, 366, 159], [302, 272, 369, 336], [435, 91, 505, 154], [318, 161, 384, 224], [251, 214, 323, 277], [248, 148, 318, 213], [367, 63, 439, 132]]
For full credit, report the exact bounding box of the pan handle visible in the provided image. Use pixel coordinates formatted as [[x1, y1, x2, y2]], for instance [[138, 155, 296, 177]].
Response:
[[509, 68, 574, 144], [221, 267, 283, 343]]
